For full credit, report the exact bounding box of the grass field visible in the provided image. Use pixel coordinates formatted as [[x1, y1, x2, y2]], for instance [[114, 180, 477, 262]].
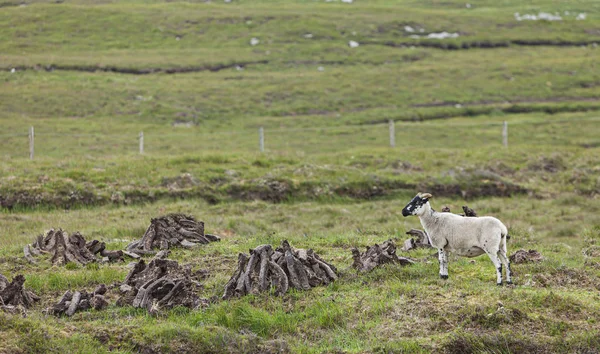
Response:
[[1, 0, 600, 353]]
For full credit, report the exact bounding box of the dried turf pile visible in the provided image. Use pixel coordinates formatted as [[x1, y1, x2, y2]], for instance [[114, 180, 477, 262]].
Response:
[[441, 205, 477, 216], [117, 250, 205, 314], [48, 284, 108, 317], [510, 249, 544, 264], [223, 240, 338, 299], [25, 228, 127, 266], [352, 240, 415, 272], [402, 229, 432, 251], [0, 274, 40, 313], [127, 214, 220, 255]]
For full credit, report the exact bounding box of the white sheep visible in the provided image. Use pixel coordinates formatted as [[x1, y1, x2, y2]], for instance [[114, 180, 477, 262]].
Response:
[[401, 192, 512, 285]]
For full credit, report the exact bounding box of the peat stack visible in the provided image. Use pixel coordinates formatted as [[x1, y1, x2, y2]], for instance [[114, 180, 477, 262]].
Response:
[[402, 229, 432, 251], [462, 205, 477, 217], [48, 284, 108, 317], [510, 249, 543, 264], [25, 229, 126, 265], [223, 240, 338, 299], [439, 205, 478, 217], [117, 250, 204, 314], [126, 214, 220, 255], [352, 240, 415, 272], [0, 274, 40, 312]]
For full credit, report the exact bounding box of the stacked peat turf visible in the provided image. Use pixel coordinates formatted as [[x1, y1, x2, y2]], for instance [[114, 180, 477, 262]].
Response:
[[510, 249, 543, 264], [117, 250, 205, 314], [223, 240, 338, 299], [401, 229, 432, 251], [352, 240, 415, 272], [440, 205, 478, 217], [48, 284, 108, 317], [126, 214, 220, 255], [0, 274, 40, 313], [462, 205, 478, 217], [25, 229, 126, 265]]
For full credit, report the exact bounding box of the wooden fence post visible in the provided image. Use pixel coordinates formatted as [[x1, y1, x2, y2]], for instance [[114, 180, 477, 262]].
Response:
[[139, 131, 144, 154], [259, 127, 264, 152], [502, 121, 508, 148], [389, 120, 395, 148], [29, 126, 34, 160]]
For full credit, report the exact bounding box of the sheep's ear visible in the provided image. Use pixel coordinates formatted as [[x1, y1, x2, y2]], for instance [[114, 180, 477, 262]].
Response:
[[421, 193, 432, 199]]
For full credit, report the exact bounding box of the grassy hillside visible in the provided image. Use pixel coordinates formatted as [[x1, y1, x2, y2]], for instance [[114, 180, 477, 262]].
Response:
[[1, 0, 600, 353]]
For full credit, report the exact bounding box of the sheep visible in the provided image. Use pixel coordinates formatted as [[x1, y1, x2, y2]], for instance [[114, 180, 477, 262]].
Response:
[[401, 192, 512, 285]]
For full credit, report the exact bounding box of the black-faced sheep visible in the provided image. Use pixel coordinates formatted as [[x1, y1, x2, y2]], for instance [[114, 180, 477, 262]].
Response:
[[401, 192, 512, 285]]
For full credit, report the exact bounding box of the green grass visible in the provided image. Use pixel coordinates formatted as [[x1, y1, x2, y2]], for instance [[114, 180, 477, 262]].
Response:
[[1, 0, 600, 352], [2, 46, 599, 127], [1, 196, 600, 352]]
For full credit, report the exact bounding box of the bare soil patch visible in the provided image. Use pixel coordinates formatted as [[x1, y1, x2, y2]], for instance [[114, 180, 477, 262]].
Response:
[[7, 60, 270, 75]]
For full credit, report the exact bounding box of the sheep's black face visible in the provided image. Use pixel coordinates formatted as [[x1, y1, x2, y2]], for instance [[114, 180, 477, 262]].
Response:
[[402, 194, 429, 217]]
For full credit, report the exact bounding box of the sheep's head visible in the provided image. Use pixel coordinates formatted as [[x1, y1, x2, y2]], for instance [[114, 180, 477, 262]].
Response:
[[402, 192, 432, 217]]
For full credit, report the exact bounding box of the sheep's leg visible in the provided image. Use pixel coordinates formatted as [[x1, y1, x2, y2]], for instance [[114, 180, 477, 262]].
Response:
[[438, 248, 448, 279], [498, 241, 512, 284], [498, 251, 512, 284], [485, 251, 503, 285]]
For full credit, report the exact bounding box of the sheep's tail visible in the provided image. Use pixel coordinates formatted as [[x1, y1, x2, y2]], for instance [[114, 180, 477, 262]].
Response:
[[500, 223, 510, 241]]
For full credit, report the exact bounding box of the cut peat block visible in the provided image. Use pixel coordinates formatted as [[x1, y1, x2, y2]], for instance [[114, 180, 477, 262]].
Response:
[[223, 240, 338, 299]]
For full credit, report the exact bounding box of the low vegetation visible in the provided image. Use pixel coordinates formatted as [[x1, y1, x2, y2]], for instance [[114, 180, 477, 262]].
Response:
[[1, 0, 600, 352]]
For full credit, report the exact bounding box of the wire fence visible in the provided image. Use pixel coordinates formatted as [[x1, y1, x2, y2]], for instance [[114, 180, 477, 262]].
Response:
[[1, 117, 599, 159]]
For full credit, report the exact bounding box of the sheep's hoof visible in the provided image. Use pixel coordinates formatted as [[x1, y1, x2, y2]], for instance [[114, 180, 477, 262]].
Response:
[[496, 282, 503, 286], [440, 275, 448, 280], [506, 281, 513, 285]]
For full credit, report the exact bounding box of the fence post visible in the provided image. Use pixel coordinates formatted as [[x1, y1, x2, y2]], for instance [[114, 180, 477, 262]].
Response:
[[139, 131, 144, 154], [389, 120, 395, 148], [259, 127, 264, 152], [29, 126, 34, 160], [502, 121, 508, 148]]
